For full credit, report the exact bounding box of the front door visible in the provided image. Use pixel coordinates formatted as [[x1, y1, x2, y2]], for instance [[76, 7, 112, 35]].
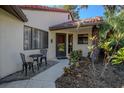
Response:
[[56, 33, 66, 58]]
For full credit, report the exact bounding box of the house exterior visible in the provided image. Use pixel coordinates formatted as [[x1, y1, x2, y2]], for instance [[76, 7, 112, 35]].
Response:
[[19, 5, 73, 59], [49, 18, 102, 58], [0, 6, 28, 79], [0, 5, 103, 79]]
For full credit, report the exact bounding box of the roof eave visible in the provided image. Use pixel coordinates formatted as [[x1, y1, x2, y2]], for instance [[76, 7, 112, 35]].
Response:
[[49, 22, 104, 31], [0, 5, 28, 22], [19, 5, 70, 13]]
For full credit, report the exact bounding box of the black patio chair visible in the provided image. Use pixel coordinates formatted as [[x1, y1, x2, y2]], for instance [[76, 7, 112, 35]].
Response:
[[20, 53, 34, 76], [40, 49, 48, 66]]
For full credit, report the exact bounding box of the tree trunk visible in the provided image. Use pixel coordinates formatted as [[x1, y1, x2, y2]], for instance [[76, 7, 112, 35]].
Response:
[[100, 62, 109, 78]]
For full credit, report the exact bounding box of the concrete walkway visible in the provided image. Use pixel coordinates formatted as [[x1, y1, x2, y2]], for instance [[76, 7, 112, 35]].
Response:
[[0, 59, 69, 88]]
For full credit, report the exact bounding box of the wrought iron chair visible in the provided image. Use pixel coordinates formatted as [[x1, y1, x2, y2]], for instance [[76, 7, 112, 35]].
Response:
[[40, 49, 48, 66], [20, 53, 34, 76]]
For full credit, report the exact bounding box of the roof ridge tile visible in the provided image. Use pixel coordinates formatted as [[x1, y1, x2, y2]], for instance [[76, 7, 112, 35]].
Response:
[[18, 5, 69, 13]]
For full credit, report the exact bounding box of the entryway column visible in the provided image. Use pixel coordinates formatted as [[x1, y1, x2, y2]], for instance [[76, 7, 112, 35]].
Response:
[[92, 26, 99, 45], [66, 33, 69, 58]]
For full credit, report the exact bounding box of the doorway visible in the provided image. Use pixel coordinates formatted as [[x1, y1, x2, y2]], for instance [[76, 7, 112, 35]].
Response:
[[56, 33, 66, 58]]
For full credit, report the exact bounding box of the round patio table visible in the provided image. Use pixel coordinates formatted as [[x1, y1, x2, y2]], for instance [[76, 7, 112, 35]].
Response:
[[29, 54, 43, 70]]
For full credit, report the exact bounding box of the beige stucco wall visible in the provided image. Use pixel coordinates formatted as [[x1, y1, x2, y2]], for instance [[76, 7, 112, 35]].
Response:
[[0, 8, 24, 78], [0, 9, 44, 79], [22, 9, 72, 31], [48, 26, 93, 59], [0, 7, 92, 78], [0, 8, 72, 78], [21, 9, 72, 59]]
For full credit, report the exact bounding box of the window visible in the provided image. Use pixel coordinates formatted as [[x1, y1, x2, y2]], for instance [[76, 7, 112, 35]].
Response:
[[32, 29, 39, 49], [78, 34, 88, 44], [24, 26, 32, 50], [24, 26, 48, 50]]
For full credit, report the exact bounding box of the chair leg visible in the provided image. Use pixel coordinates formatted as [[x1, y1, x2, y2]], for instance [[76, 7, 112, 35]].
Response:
[[29, 64, 31, 70], [22, 64, 24, 73], [40, 58, 43, 64], [45, 57, 47, 66], [39, 58, 42, 67], [31, 64, 34, 73], [37, 62, 39, 70], [25, 65, 27, 76]]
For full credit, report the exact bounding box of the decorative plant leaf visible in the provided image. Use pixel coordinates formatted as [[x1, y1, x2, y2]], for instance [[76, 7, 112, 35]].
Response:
[[112, 47, 124, 64]]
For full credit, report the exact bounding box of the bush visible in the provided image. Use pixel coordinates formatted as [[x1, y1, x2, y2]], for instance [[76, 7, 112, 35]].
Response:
[[64, 67, 71, 75], [70, 50, 82, 66], [112, 47, 124, 65], [78, 49, 82, 60]]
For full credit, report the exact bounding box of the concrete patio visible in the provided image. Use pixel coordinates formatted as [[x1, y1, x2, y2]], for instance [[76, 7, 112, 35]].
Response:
[[0, 59, 69, 88]]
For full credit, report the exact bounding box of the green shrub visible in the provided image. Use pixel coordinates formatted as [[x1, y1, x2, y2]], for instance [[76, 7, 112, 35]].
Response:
[[70, 50, 82, 66], [78, 49, 82, 60], [64, 67, 71, 75], [112, 47, 124, 65]]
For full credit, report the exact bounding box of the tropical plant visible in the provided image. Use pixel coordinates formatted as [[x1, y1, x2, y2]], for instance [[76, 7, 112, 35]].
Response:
[[69, 50, 82, 66], [99, 41, 112, 52], [86, 7, 124, 78], [63, 67, 71, 75], [99, 8, 124, 77], [63, 5, 79, 19], [88, 36, 100, 78], [112, 48, 124, 65], [78, 49, 82, 60]]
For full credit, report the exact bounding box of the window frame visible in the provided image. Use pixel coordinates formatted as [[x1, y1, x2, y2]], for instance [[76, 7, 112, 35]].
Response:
[[77, 34, 88, 44], [23, 25, 32, 50], [23, 25, 48, 50], [32, 28, 40, 49]]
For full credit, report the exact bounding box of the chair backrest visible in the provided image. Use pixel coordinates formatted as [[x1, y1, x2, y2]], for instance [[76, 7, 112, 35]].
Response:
[[20, 53, 26, 63], [40, 49, 47, 56]]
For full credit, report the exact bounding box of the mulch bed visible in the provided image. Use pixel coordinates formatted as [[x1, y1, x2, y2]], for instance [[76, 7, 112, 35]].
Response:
[[55, 58, 124, 88], [0, 60, 58, 84]]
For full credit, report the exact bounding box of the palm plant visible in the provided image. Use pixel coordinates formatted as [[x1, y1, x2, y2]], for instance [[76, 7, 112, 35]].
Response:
[[77, 5, 124, 78], [112, 48, 124, 65], [89, 6, 124, 77]]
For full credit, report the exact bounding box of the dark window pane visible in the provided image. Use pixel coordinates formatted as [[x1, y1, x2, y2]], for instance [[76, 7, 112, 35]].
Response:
[[78, 34, 88, 44], [43, 31, 48, 48], [32, 29, 39, 49], [24, 26, 48, 50], [24, 26, 32, 50], [32, 29, 48, 49], [39, 31, 42, 48]]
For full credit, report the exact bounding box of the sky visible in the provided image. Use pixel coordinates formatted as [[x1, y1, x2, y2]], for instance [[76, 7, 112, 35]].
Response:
[[49, 5, 105, 19], [79, 5, 105, 19]]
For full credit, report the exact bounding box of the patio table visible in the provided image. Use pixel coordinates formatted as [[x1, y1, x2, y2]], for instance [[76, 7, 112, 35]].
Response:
[[29, 54, 43, 70]]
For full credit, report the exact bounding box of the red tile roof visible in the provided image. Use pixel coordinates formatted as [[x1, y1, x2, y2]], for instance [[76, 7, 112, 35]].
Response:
[[19, 5, 69, 13], [49, 16, 103, 30]]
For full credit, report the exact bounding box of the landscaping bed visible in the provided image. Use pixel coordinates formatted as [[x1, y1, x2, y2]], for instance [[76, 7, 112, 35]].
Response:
[[55, 58, 124, 88]]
